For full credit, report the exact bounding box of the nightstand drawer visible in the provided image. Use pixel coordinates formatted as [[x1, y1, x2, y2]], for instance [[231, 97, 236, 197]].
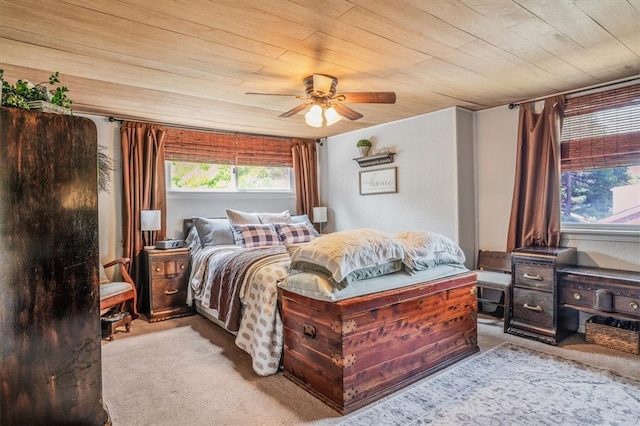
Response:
[[150, 256, 189, 278], [513, 263, 554, 291], [151, 278, 189, 312], [511, 288, 554, 328]]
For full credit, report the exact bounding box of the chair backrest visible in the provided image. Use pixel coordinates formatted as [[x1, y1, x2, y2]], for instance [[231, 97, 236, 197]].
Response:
[[477, 250, 511, 274]]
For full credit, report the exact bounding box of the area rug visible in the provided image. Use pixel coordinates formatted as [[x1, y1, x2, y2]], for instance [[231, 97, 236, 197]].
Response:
[[338, 342, 640, 426]]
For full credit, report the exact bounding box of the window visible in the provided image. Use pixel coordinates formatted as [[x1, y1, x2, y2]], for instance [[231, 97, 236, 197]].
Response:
[[560, 82, 640, 229], [162, 128, 308, 193], [167, 161, 292, 191]]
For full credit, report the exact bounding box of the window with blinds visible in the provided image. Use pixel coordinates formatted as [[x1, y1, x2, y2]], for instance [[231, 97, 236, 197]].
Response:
[[163, 128, 304, 192], [560, 81, 640, 227]]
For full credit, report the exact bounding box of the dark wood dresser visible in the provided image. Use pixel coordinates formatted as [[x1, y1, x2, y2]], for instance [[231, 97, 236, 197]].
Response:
[[142, 247, 193, 322], [558, 266, 640, 321], [0, 107, 108, 424], [506, 246, 578, 345]]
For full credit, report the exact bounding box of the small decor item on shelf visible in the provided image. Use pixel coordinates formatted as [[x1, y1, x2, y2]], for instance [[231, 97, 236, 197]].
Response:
[[357, 138, 372, 157], [0, 69, 73, 114]]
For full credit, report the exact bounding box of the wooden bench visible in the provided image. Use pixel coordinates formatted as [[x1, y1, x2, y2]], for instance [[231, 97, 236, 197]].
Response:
[[474, 250, 512, 320]]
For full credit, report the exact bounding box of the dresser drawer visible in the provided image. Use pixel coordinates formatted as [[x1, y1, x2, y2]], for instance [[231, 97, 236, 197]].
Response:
[[559, 286, 595, 309], [511, 288, 554, 328], [513, 262, 554, 291]]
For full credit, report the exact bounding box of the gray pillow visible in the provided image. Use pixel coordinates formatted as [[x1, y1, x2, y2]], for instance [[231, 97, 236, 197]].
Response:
[[291, 214, 320, 237], [193, 217, 235, 247]]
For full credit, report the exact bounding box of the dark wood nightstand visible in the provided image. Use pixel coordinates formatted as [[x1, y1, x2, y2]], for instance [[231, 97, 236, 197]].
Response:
[[506, 246, 577, 345], [142, 247, 194, 322]]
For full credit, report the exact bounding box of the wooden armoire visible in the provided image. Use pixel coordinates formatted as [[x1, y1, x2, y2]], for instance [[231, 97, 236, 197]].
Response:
[[0, 107, 108, 425]]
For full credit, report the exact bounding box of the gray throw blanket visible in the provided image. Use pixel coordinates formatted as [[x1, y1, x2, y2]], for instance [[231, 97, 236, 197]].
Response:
[[207, 245, 286, 331]]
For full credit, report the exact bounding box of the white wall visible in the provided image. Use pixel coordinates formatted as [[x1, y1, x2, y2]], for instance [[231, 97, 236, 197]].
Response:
[[321, 107, 476, 267], [78, 114, 123, 266]]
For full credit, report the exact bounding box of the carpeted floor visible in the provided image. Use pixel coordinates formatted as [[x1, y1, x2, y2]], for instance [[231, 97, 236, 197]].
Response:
[[102, 314, 640, 426]]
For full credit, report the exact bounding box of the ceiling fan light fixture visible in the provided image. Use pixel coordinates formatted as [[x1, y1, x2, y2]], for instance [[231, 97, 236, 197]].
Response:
[[305, 104, 323, 127], [324, 106, 342, 126]]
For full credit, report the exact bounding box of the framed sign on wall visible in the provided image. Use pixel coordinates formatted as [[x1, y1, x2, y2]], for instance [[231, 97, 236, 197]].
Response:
[[359, 167, 397, 195]]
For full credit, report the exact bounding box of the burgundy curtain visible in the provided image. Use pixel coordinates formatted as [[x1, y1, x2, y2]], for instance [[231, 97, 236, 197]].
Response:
[[507, 96, 565, 252], [292, 139, 319, 220], [121, 121, 167, 309]]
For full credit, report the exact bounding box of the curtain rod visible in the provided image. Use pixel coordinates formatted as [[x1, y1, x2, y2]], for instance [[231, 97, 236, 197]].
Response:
[[106, 115, 312, 141], [507, 75, 640, 109]]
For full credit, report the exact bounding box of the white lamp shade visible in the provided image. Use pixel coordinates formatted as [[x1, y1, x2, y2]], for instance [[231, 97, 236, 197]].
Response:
[[305, 105, 323, 128], [141, 209, 161, 231], [324, 106, 342, 126], [312, 206, 327, 223]]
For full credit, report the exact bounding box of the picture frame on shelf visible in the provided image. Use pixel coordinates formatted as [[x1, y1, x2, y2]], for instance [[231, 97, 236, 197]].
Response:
[[359, 167, 397, 195]]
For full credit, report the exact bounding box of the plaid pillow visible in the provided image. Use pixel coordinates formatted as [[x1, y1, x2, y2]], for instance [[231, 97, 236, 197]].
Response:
[[273, 223, 316, 244], [232, 223, 282, 248]]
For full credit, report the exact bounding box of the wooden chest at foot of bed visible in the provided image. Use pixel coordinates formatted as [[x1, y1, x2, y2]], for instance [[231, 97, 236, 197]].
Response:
[[279, 271, 479, 414]]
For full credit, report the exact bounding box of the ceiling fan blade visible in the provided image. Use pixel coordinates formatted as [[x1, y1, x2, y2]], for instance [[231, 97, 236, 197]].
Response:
[[334, 103, 364, 121], [278, 102, 313, 118], [339, 92, 396, 103]]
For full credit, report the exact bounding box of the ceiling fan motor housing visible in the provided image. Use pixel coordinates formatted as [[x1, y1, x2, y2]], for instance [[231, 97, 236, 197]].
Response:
[[304, 74, 338, 98]]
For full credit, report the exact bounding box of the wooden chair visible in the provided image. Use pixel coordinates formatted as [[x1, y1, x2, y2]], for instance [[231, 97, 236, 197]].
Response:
[[99, 258, 138, 339], [474, 250, 512, 321]]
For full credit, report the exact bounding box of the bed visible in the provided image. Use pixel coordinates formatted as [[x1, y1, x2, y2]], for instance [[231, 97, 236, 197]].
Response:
[[184, 211, 479, 412]]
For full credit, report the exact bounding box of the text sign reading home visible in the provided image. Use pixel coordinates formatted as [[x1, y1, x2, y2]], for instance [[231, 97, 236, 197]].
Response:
[[359, 167, 397, 195]]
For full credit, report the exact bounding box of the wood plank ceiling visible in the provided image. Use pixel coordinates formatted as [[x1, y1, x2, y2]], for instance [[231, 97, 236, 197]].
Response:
[[1, 0, 639, 139]]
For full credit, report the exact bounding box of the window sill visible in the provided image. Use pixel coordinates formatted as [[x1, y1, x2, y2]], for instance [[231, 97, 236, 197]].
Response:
[[561, 225, 640, 243], [167, 191, 295, 200]]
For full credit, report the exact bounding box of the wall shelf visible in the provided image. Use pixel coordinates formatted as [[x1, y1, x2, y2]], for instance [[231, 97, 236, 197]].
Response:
[[353, 152, 396, 168]]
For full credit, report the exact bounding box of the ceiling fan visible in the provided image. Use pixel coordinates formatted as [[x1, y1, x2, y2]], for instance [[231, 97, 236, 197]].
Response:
[[246, 74, 396, 127]]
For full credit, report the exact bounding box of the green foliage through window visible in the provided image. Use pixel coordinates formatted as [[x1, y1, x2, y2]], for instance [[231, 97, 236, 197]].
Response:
[[168, 161, 292, 192]]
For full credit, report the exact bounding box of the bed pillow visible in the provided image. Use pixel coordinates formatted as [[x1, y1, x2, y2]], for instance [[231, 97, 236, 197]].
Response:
[[288, 228, 405, 289], [394, 231, 466, 273], [232, 223, 283, 248], [291, 214, 320, 237], [273, 223, 316, 244], [258, 210, 293, 224], [226, 209, 261, 225], [192, 217, 235, 247]]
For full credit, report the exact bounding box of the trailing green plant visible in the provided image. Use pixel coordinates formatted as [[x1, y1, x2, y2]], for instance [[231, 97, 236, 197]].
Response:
[[0, 69, 73, 110], [356, 138, 372, 147]]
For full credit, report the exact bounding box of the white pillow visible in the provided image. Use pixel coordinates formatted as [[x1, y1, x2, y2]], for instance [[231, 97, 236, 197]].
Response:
[[288, 229, 405, 288], [258, 210, 293, 224], [394, 231, 466, 272], [226, 209, 260, 225]]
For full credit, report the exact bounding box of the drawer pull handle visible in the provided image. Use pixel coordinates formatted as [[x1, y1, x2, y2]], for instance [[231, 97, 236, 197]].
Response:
[[573, 293, 581, 300], [523, 303, 543, 312], [303, 324, 316, 339], [523, 273, 543, 281], [631, 302, 639, 310], [164, 289, 179, 296], [180, 265, 185, 270]]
